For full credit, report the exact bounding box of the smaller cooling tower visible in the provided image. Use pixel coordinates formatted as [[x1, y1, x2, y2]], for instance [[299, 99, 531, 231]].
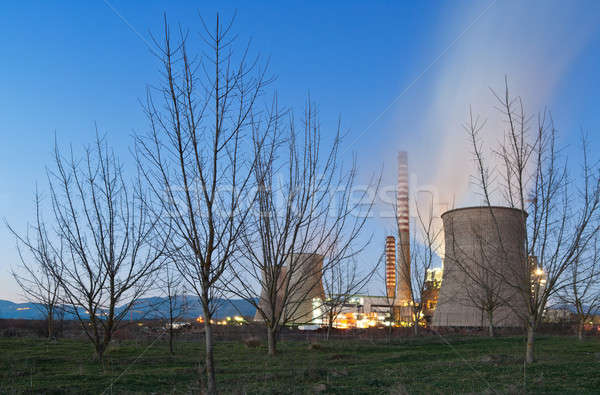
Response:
[[286, 253, 325, 324], [432, 206, 527, 328], [254, 253, 325, 325], [385, 236, 397, 300], [254, 266, 288, 322]]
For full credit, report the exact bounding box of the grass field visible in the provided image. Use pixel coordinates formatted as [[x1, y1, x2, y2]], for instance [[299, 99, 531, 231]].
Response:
[[1, 334, 599, 393]]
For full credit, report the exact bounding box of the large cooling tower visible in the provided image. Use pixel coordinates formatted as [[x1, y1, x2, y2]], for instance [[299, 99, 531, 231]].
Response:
[[385, 236, 396, 300], [395, 151, 411, 303], [432, 206, 527, 327], [254, 253, 325, 325]]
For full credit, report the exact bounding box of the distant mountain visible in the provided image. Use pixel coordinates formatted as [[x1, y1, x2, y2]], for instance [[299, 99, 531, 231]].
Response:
[[0, 297, 257, 320], [0, 299, 47, 319]]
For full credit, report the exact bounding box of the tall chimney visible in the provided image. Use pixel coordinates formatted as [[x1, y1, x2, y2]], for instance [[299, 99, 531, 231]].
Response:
[[396, 151, 411, 303], [385, 236, 396, 300]]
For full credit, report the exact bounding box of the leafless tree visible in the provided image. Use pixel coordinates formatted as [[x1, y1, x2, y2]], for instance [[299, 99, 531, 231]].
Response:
[[7, 190, 63, 340], [447, 222, 509, 337], [155, 263, 189, 354], [228, 101, 378, 355], [135, 15, 270, 393], [467, 79, 600, 363], [43, 134, 164, 362], [375, 251, 397, 342], [559, 236, 600, 340], [321, 255, 375, 340], [403, 193, 443, 335]]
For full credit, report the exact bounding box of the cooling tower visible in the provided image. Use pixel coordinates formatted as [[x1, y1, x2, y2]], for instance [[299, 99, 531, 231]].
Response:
[[286, 253, 325, 324], [254, 266, 288, 323], [254, 253, 325, 325], [432, 206, 527, 327], [395, 151, 411, 304], [385, 236, 396, 300]]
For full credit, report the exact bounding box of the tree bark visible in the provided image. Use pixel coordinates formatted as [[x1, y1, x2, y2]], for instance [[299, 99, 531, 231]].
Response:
[[95, 342, 105, 363], [577, 319, 584, 341], [413, 318, 419, 336], [47, 308, 54, 340], [267, 326, 277, 356], [326, 312, 334, 341], [204, 320, 216, 394], [487, 310, 495, 337], [525, 318, 535, 364]]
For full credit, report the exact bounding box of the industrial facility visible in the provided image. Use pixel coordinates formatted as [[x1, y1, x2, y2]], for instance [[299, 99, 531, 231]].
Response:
[[253, 151, 531, 330]]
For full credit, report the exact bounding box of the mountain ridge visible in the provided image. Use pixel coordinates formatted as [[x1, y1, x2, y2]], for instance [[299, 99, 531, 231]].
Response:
[[0, 297, 257, 320]]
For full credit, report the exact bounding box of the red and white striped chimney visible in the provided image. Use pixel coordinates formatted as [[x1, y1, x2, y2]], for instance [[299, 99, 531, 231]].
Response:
[[385, 236, 396, 300], [396, 151, 411, 303]]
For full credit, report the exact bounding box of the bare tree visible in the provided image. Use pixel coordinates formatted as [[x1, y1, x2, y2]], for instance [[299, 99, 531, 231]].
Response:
[[229, 101, 378, 355], [156, 263, 189, 354], [321, 256, 375, 340], [8, 190, 63, 340], [559, 236, 600, 340], [42, 134, 163, 362], [447, 220, 509, 337], [375, 251, 397, 342], [467, 79, 600, 363], [135, 15, 270, 393], [404, 193, 443, 335]]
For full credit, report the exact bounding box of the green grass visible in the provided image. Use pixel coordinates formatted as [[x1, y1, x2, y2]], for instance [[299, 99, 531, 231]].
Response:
[[0, 335, 599, 393]]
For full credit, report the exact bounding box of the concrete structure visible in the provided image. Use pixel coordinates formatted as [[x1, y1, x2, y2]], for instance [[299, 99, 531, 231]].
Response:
[[385, 236, 396, 300], [254, 253, 325, 325], [395, 151, 412, 304], [432, 206, 527, 327]]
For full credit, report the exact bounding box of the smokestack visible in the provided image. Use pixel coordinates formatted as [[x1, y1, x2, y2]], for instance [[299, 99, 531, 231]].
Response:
[[396, 151, 411, 303], [385, 236, 396, 300]]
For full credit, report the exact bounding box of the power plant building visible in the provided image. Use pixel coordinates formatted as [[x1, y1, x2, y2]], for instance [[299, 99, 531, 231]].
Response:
[[432, 206, 528, 327]]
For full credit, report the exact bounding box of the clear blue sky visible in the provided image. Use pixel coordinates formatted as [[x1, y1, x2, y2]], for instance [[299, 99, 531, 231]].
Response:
[[1, 1, 599, 300]]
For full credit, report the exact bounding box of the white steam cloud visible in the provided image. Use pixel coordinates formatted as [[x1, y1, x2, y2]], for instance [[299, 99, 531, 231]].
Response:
[[405, 0, 599, 256]]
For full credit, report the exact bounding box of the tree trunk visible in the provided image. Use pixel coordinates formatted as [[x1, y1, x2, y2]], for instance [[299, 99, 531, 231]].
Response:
[[169, 327, 174, 354], [413, 318, 419, 336], [204, 320, 217, 394], [525, 318, 535, 364], [267, 326, 277, 356], [577, 319, 584, 341], [95, 342, 105, 363], [47, 308, 54, 340], [326, 313, 333, 341], [487, 310, 494, 337]]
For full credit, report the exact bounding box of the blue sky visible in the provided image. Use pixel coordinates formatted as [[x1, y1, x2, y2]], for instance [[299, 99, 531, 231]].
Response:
[[1, 1, 599, 300]]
